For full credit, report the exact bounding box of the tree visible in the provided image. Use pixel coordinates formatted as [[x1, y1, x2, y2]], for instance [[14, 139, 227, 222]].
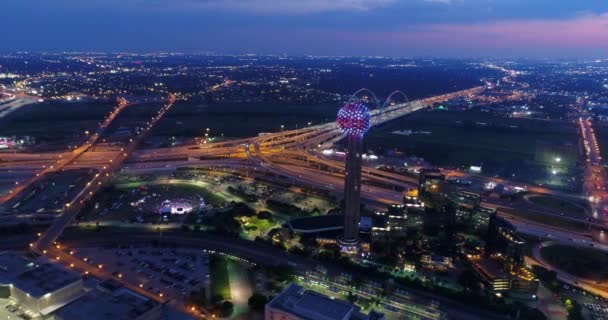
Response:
[[218, 301, 234, 317], [248, 293, 268, 312], [458, 269, 479, 292], [511, 302, 547, 320], [188, 288, 207, 307], [531, 265, 560, 292], [565, 298, 584, 320], [346, 291, 358, 304], [257, 210, 273, 220]]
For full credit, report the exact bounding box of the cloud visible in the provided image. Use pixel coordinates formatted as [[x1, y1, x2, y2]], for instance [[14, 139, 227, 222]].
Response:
[[181, 0, 396, 14], [241, 12, 608, 56], [352, 12, 608, 55]]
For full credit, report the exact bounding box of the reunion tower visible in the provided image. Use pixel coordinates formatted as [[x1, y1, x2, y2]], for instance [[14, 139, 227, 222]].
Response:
[[336, 101, 371, 252]]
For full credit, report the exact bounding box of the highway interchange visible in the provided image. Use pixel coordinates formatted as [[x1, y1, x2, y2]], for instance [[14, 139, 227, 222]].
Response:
[[1, 84, 608, 316]]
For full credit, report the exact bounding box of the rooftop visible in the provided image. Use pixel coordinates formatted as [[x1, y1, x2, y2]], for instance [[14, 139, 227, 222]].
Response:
[[0, 252, 81, 298], [473, 258, 508, 280], [55, 286, 160, 320], [268, 283, 363, 320], [0, 252, 32, 281]]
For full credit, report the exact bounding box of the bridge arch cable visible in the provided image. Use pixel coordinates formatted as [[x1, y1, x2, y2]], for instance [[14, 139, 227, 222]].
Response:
[[347, 88, 381, 112], [381, 90, 409, 117]]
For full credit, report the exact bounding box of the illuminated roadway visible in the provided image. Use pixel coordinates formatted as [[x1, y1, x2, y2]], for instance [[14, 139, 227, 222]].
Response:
[[579, 117, 608, 221], [34, 94, 177, 250], [0, 97, 130, 204], [5, 84, 608, 311]]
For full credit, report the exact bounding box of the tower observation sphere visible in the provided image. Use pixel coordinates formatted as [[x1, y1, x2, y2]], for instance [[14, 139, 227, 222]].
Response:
[[337, 102, 371, 139], [336, 101, 371, 253]]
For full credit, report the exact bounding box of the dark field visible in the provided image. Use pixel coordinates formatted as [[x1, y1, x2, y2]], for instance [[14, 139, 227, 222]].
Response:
[[365, 110, 579, 167], [594, 124, 608, 165], [150, 101, 339, 139], [0, 100, 113, 145], [540, 244, 608, 282]]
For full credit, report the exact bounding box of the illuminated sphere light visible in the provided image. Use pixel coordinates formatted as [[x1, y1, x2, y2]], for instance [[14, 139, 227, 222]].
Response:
[[337, 102, 371, 139]]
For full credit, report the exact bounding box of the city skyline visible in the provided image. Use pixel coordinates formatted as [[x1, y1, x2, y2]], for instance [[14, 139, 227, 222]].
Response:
[[2, 0, 608, 57], [2, 2, 608, 318]]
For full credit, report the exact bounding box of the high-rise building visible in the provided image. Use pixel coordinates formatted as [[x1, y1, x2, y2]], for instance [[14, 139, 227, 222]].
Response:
[[471, 212, 538, 299], [418, 168, 445, 195], [336, 102, 371, 252], [485, 212, 524, 272]]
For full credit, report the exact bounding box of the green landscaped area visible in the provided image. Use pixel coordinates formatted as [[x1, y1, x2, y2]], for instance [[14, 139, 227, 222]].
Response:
[[85, 171, 337, 242], [210, 256, 232, 301], [540, 244, 608, 282], [239, 216, 280, 240], [115, 180, 225, 206], [82, 180, 224, 223], [528, 195, 588, 218], [366, 110, 579, 167]]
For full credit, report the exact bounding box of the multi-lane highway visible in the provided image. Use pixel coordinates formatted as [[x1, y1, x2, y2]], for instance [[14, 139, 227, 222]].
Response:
[[34, 94, 177, 250], [7, 84, 608, 307], [0, 98, 131, 205], [579, 117, 608, 221]]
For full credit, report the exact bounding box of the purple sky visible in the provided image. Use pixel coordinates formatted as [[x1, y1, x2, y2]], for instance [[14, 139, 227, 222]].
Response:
[[2, 0, 607, 57]]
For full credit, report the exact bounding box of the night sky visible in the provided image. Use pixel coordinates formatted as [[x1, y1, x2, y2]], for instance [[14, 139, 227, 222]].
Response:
[[3, 0, 608, 57]]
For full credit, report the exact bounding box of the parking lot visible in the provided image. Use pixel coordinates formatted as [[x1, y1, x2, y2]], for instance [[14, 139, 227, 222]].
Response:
[[0, 299, 39, 320], [1, 169, 93, 214], [585, 303, 608, 320], [72, 246, 210, 301]]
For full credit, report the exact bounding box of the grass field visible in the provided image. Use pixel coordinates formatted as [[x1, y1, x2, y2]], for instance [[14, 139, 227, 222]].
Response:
[[0, 100, 113, 142], [528, 195, 587, 218], [240, 216, 279, 240], [82, 181, 224, 222], [115, 181, 225, 207], [540, 244, 608, 282], [150, 101, 339, 139], [210, 256, 232, 301], [498, 207, 588, 233], [366, 110, 579, 167]]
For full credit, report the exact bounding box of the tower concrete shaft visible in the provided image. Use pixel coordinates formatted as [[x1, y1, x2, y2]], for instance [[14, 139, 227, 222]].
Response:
[[342, 135, 363, 246]]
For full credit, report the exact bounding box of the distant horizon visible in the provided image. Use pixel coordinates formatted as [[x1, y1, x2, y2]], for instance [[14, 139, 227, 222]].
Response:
[[1, 51, 607, 61], [3, 0, 607, 58]]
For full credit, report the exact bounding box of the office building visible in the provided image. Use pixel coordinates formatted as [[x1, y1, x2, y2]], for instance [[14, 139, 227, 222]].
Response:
[[485, 213, 524, 272], [418, 168, 445, 194]]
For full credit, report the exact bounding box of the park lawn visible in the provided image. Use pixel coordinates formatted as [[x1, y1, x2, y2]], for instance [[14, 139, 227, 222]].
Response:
[[210, 256, 232, 301], [82, 180, 225, 222], [540, 244, 608, 281], [144, 184, 224, 207], [240, 216, 279, 240], [115, 180, 225, 207], [528, 195, 587, 218]]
